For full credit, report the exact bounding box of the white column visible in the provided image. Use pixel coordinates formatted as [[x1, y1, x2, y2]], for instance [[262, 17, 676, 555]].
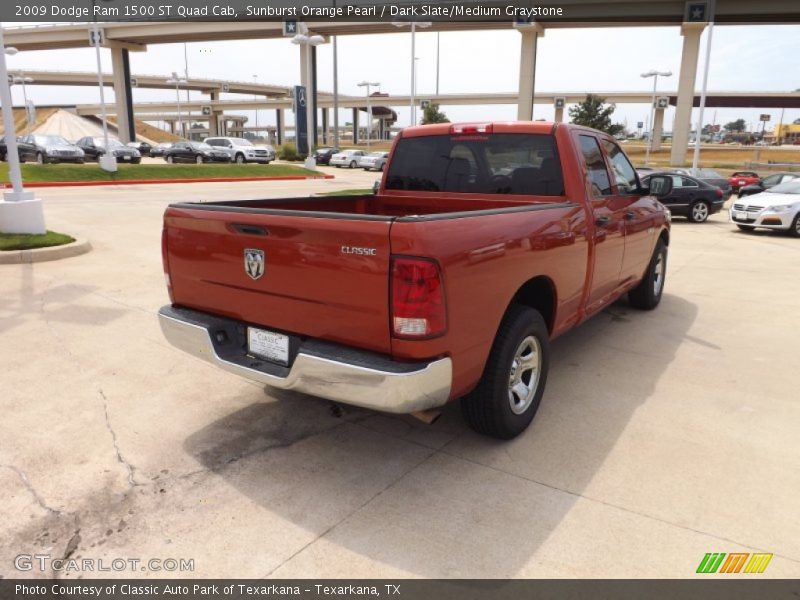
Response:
[[554, 106, 564, 123], [516, 25, 543, 121], [652, 107, 665, 151], [110, 46, 132, 142], [670, 23, 704, 165]]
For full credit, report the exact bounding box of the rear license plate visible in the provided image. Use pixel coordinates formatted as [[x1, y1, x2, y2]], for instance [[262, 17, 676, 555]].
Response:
[[736, 211, 748, 220], [122, 156, 130, 161], [247, 327, 289, 365]]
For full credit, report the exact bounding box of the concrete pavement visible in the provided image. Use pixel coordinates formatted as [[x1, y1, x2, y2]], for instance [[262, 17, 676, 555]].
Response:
[[1, 175, 798, 579]]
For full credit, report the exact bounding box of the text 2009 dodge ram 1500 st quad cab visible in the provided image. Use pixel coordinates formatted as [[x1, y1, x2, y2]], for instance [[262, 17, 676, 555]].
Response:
[[159, 122, 673, 439]]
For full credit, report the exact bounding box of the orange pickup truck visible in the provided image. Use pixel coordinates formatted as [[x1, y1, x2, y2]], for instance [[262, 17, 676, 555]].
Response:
[[159, 122, 672, 439]]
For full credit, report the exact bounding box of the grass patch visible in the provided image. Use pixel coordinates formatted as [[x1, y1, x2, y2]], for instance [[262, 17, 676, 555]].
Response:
[[0, 230, 75, 251], [0, 163, 319, 184], [318, 188, 374, 196]]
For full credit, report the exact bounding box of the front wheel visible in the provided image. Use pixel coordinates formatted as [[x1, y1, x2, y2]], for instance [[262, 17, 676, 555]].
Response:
[[461, 305, 550, 440], [629, 239, 667, 310], [689, 200, 710, 223], [790, 213, 800, 238], [349, 161, 357, 169], [235, 154, 245, 164]]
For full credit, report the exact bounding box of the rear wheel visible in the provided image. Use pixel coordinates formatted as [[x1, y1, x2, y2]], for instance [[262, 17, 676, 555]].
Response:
[[235, 154, 245, 164], [689, 200, 710, 223], [629, 239, 667, 310], [379, 162, 386, 171], [736, 224, 755, 232], [461, 305, 550, 440]]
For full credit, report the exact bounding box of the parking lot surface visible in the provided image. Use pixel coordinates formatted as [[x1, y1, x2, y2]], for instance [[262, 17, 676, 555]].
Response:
[[1, 169, 799, 578]]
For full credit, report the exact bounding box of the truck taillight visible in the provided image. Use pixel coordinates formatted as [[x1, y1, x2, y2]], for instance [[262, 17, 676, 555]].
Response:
[[450, 123, 493, 135], [161, 227, 174, 302], [391, 256, 446, 339]]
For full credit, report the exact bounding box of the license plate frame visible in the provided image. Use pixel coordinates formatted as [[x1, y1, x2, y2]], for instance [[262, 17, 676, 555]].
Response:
[[736, 211, 748, 220], [247, 327, 290, 366]]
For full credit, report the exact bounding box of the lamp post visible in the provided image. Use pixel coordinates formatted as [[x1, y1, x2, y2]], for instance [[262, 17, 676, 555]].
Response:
[[253, 74, 259, 135], [292, 31, 325, 168], [10, 73, 33, 135], [90, 20, 116, 172], [641, 69, 671, 166], [393, 21, 431, 126], [0, 38, 46, 234], [166, 72, 188, 138], [357, 81, 380, 148]]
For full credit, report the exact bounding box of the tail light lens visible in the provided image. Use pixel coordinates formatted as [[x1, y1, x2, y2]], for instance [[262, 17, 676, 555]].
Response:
[[391, 256, 446, 339], [161, 227, 174, 302], [450, 123, 493, 135]]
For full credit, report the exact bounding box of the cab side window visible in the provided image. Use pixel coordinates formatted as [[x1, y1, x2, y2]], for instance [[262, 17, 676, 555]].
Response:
[[579, 135, 611, 197], [601, 139, 638, 194]]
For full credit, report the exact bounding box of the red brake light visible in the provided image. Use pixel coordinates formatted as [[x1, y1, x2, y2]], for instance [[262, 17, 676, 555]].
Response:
[[391, 257, 446, 339], [450, 123, 493, 135]]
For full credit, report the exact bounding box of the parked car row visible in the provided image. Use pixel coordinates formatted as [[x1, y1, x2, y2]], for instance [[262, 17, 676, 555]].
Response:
[[0, 135, 276, 166], [315, 148, 389, 171]]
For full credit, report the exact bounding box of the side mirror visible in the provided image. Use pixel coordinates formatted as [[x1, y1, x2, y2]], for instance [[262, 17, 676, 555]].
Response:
[[372, 180, 380, 194], [647, 175, 673, 197]]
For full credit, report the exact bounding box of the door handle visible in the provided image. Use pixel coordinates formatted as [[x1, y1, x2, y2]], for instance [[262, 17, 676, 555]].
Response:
[[595, 215, 611, 227], [625, 211, 636, 220]]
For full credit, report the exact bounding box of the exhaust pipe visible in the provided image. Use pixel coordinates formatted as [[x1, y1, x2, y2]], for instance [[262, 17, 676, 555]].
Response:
[[411, 409, 442, 425]]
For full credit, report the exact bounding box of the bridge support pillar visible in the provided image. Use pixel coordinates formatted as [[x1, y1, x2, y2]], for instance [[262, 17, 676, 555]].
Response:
[[352, 108, 359, 145], [516, 24, 544, 121], [321, 107, 328, 144], [652, 107, 665, 151], [671, 23, 705, 165], [110, 47, 135, 143], [276, 109, 284, 146], [554, 106, 564, 123]]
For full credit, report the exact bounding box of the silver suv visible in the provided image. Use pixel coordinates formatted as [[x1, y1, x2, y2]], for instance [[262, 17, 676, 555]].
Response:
[[203, 137, 275, 164]]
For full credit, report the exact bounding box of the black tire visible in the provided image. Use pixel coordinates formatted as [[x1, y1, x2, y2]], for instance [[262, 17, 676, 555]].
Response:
[[349, 160, 356, 169], [379, 163, 386, 171], [736, 224, 755, 232], [195, 155, 203, 164], [235, 153, 245, 164], [629, 239, 667, 310], [166, 155, 174, 164], [76, 159, 85, 164], [688, 200, 710, 223], [461, 305, 550, 440], [790, 213, 800, 238], [132, 158, 141, 165]]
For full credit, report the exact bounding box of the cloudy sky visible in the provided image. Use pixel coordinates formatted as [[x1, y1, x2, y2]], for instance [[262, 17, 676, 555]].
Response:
[[5, 22, 800, 133]]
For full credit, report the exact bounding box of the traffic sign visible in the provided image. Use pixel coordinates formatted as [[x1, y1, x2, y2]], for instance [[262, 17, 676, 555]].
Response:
[[759, 114, 771, 122], [554, 97, 566, 109], [88, 28, 104, 46], [283, 20, 298, 37], [656, 96, 669, 109], [420, 99, 431, 109], [201, 106, 212, 116]]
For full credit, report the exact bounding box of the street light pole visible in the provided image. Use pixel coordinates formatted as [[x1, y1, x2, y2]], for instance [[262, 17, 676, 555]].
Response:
[[253, 74, 259, 135], [641, 69, 672, 166], [292, 30, 324, 167], [11, 73, 34, 135], [0, 37, 46, 234], [167, 72, 187, 138], [357, 81, 380, 148], [393, 20, 431, 127]]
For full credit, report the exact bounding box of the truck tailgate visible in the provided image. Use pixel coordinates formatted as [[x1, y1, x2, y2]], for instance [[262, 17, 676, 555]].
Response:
[[164, 206, 393, 354]]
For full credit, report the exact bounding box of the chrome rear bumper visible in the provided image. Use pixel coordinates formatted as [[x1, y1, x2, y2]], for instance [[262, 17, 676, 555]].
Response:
[[158, 306, 452, 414]]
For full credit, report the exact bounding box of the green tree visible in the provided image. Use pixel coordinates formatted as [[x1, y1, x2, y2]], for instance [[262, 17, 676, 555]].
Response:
[[421, 103, 450, 125], [724, 119, 746, 133], [568, 94, 624, 136]]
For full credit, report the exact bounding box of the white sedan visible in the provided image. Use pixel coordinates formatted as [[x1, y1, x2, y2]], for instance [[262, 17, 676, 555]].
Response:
[[360, 151, 390, 171], [730, 180, 800, 236], [329, 149, 366, 168]]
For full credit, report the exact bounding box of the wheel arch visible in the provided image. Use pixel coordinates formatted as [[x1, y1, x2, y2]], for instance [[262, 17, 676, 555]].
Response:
[[506, 275, 557, 335]]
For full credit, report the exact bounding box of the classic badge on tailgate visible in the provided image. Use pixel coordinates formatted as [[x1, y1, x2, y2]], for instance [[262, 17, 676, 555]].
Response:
[[244, 248, 265, 280]]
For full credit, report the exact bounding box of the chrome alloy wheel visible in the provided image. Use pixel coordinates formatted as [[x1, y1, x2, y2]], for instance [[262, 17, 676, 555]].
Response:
[[692, 202, 709, 222], [653, 251, 665, 296], [508, 335, 542, 415]]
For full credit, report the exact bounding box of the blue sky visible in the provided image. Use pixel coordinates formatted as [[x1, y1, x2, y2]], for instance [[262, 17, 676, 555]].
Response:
[[5, 23, 800, 132]]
